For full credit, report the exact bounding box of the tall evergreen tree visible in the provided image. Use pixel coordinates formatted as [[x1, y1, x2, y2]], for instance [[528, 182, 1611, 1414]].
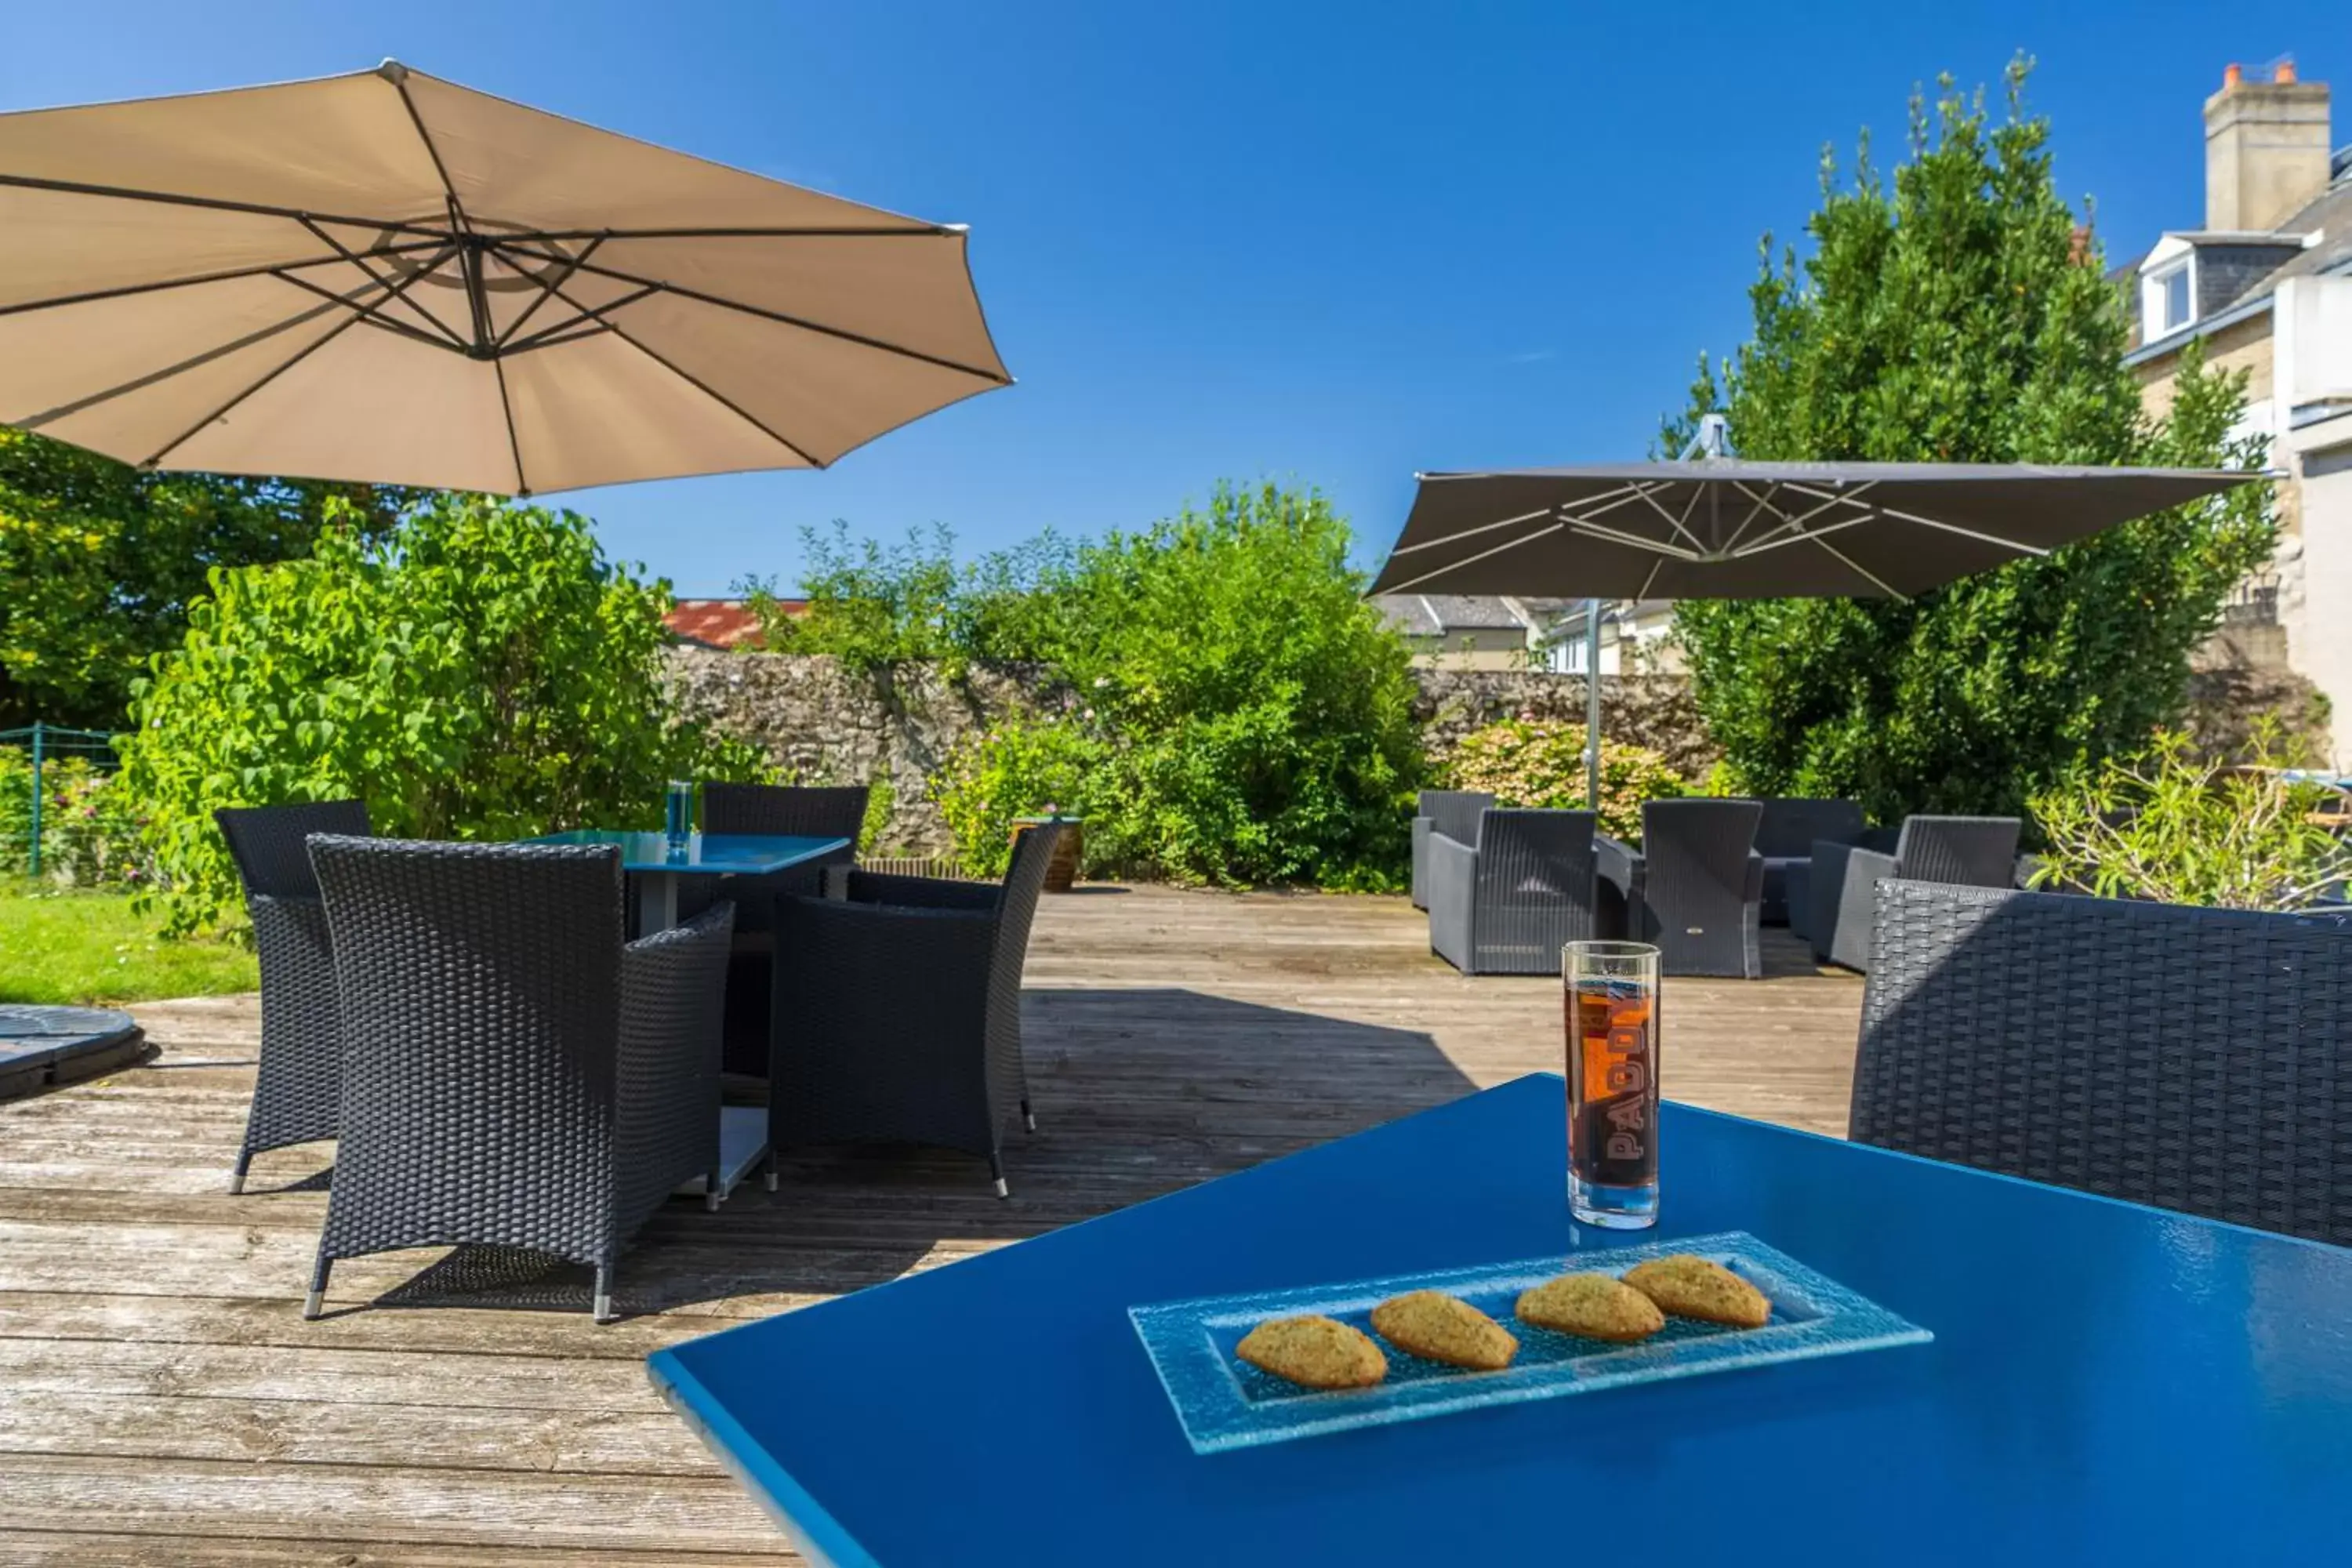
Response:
[[1665, 60, 2273, 823]]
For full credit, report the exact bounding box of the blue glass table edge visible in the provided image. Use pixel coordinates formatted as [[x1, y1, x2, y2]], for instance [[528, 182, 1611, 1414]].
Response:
[[651, 1353, 881, 1568], [528, 829, 851, 875], [1129, 1229, 1933, 1455]]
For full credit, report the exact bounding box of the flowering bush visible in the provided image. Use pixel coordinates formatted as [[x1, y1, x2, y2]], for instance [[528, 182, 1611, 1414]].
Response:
[[1439, 718, 1687, 843]]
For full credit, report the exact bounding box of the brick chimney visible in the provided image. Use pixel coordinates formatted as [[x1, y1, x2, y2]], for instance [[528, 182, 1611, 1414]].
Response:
[[2205, 60, 2332, 232]]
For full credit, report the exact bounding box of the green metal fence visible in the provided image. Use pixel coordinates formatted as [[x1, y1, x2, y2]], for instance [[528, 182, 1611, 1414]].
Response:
[[1, 723, 143, 885]]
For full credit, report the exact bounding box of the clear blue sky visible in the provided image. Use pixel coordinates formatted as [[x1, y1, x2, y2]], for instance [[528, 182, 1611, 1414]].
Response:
[[2, 2, 2334, 593]]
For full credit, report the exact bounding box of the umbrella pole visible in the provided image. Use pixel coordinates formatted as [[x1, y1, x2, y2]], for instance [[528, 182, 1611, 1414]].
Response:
[[1584, 599, 1604, 811]]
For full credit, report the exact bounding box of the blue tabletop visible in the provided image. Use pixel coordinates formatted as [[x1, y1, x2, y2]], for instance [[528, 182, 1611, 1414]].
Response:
[[649, 1075, 2352, 1567], [531, 830, 848, 876]]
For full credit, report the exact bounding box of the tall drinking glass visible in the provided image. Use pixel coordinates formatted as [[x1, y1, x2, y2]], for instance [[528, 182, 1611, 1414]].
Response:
[[664, 779, 695, 849], [1563, 940, 1661, 1229]]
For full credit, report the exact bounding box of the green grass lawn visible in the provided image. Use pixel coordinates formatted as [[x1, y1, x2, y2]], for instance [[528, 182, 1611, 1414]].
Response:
[[0, 883, 256, 1006]]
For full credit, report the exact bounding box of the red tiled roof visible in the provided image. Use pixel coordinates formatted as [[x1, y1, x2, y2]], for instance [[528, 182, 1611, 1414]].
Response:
[[665, 598, 802, 649]]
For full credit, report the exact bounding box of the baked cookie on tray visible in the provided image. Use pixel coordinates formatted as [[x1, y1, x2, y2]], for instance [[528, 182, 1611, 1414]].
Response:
[[1513, 1272, 1666, 1342], [1621, 1255, 1772, 1329], [1236, 1314, 1388, 1389], [1369, 1290, 1519, 1370]]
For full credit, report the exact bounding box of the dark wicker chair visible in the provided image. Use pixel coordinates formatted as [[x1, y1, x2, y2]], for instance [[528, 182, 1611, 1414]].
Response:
[[1809, 815, 2020, 972], [1853, 878, 2352, 1248], [768, 822, 1062, 1197], [303, 837, 734, 1323], [215, 800, 370, 1193], [1411, 790, 1494, 911], [1596, 799, 1764, 978], [1751, 797, 1866, 927], [1426, 808, 1601, 975], [701, 782, 870, 1078]]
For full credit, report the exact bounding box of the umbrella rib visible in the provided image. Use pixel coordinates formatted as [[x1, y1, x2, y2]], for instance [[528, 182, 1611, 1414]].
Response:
[[501, 285, 661, 355], [1807, 534, 1907, 598], [140, 256, 448, 468], [297, 218, 473, 350], [1773, 483, 2050, 556], [492, 356, 528, 496], [270, 252, 467, 354], [0, 172, 452, 239], [18, 292, 356, 433], [500, 241, 1011, 385], [1625, 483, 1710, 554], [1377, 521, 1565, 595], [1722, 482, 1870, 554], [1386, 506, 1555, 556], [541, 281, 824, 467], [492, 237, 606, 349], [1563, 518, 1701, 561], [0, 241, 449, 320], [499, 225, 960, 241], [1635, 557, 1665, 601]]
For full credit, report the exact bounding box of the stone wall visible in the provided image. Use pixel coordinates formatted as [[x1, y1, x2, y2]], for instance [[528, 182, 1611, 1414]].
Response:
[[665, 649, 1717, 855]]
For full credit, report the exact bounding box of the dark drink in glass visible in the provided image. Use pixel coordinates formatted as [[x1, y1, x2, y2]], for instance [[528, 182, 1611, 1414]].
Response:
[[1563, 940, 1661, 1228]]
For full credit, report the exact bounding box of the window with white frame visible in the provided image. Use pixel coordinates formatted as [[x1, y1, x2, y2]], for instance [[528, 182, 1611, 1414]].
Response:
[[2146, 260, 2193, 337]]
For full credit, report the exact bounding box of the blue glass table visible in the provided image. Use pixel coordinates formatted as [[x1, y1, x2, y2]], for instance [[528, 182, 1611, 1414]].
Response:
[[534, 830, 848, 1201], [532, 830, 850, 938], [649, 1073, 2352, 1566]]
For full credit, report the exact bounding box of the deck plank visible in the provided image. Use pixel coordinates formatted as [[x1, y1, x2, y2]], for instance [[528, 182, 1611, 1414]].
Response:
[[0, 884, 1861, 1563]]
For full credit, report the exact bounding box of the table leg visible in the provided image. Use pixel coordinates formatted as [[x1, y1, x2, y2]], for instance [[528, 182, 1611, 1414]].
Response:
[[637, 872, 681, 938]]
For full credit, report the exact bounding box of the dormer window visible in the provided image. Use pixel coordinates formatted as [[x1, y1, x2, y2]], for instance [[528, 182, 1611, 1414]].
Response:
[[2147, 260, 2194, 336]]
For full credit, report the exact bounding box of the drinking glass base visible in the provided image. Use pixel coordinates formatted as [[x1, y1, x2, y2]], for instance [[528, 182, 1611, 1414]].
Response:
[[1570, 1174, 1658, 1229]]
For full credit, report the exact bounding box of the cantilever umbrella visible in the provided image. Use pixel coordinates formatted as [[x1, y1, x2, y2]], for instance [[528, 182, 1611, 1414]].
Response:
[[1368, 459, 2254, 600], [0, 60, 1009, 495], [1369, 451, 2261, 804]]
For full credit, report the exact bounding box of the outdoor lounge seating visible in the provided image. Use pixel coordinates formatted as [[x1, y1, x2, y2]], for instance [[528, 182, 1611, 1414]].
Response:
[[1853, 878, 2352, 1247], [1807, 815, 2021, 972], [302, 837, 735, 1323], [1425, 807, 1600, 975], [1595, 798, 1764, 978], [214, 799, 370, 1194], [1410, 789, 1494, 910], [1751, 797, 1866, 926], [768, 822, 1064, 1196], [701, 782, 871, 1079]]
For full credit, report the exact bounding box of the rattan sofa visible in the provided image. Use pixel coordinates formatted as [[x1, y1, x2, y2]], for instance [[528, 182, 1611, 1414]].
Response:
[[768, 822, 1063, 1197], [215, 800, 370, 1194], [1595, 799, 1765, 978], [1410, 790, 1494, 911], [1806, 815, 2020, 973], [1426, 808, 1601, 975], [303, 837, 734, 1323], [1852, 877, 2352, 1247]]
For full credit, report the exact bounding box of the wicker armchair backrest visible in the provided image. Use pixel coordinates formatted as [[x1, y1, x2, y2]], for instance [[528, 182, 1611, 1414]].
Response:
[[1639, 797, 1762, 902], [1854, 879, 2352, 1247], [216, 799, 370, 899], [307, 836, 629, 1248], [1752, 797, 1866, 858], [1421, 790, 1494, 851], [702, 782, 871, 841], [1892, 815, 2020, 887]]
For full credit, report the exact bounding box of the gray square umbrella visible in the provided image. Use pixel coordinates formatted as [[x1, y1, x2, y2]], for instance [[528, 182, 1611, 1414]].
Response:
[[1369, 453, 2260, 806]]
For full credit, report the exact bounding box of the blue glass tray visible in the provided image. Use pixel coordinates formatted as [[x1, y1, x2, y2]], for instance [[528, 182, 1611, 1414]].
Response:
[[1128, 1230, 1930, 1454]]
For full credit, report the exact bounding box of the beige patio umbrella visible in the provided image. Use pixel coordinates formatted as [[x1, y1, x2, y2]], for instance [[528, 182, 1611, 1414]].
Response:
[[0, 60, 1010, 494]]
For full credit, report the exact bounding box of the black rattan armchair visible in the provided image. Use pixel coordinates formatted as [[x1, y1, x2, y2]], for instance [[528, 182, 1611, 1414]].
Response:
[[215, 800, 369, 1194], [768, 822, 1062, 1197], [701, 782, 870, 1078], [1752, 797, 1866, 927], [1595, 799, 1764, 978], [1426, 808, 1600, 975], [1411, 790, 1494, 911], [1853, 878, 2352, 1247], [1809, 815, 2020, 972], [303, 837, 733, 1323]]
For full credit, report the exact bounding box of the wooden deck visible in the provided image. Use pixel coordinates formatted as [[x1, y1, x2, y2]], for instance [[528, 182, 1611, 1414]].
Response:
[[0, 886, 1861, 1565]]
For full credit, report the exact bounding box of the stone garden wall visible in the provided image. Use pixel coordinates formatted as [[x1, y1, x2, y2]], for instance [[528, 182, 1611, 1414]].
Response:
[[663, 649, 1719, 856]]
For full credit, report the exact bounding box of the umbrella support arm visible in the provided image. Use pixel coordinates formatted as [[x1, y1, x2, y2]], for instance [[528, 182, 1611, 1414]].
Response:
[[1584, 599, 1605, 812]]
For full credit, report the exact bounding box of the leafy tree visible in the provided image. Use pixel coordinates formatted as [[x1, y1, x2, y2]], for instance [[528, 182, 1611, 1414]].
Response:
[[120, 494, 768, 932], [1664, 61, 2274, 824], [0, 429, 412, 728]]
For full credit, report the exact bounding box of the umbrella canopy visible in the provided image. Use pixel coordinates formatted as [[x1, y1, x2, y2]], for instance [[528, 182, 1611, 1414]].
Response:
[[0, 60, 1009, 495], [1369, 461, 2256, 599]]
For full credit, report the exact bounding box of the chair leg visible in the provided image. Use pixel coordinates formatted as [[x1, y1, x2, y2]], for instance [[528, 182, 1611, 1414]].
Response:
[[302, 1255, 331, 1321], [228, 1149, 252, 1196], [704, 1163, 726, 1213], [593, 1264, 617, 1325], [763, 1151, 779, 1193], [1021, 1098, 1037, 1134], [989, 1151, 1011, 1200]]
